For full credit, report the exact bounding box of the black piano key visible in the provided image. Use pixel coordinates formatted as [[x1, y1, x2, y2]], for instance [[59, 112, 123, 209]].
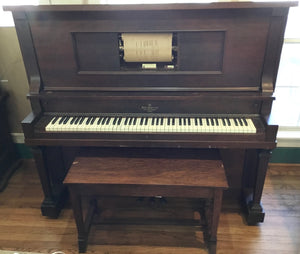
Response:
[[172, 118, 175, 125], [156, 118, 159, 125], [222, 118, 226, 126], [63, 116, 70, 124], [106, 117, 111, 125], [234, 118, 239, 126], [112, 117, 118, 125], [211, 118, 215, 126], [124, 117, 129, 125], [51, 117, 58, 124], [145, 117, 148, 125], [215, 118, 219, 126], [160, 118, 163, 125], [128, 117, 132, 125], [133, 117, 137, 125], [226, 118, 231, 126], [206, 118, 210, 126], [70, 117, 76, 125], [75, 117, 81, 125], [101, 116, 107, 125], [199, 118, 203, 126], [242, 118, 248, 126], [140, 117, 144, 125], [86, 117, 91, 125], [59, 116, 66, 124], [97, 117, 102, 125], [99, 117, 105, 125], [179, 118, 182, 126], [90, 117, 96, 125], [89, 117, 94, 124], [117, 117, 122, 125], [194, 118, 198, 126], [167, 118, 170, 125], [238, 118, 244, 126], [79, 117, 85, 125], [129, 117, 133, 125], [151, 118, 155, 125]]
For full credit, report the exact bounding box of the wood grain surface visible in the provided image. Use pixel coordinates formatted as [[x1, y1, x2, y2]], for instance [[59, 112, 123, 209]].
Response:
[[64, 156, 227, 188]]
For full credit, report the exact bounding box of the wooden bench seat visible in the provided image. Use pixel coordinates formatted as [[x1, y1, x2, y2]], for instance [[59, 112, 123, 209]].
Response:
[[64, 148, 228, 254]]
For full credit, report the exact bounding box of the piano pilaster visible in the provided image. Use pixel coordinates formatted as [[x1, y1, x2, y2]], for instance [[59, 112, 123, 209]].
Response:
[[31, 146, 72, 218], [261, 7, 289, 95], [243, 149, 272, 225], [12, 11, 42, 115]]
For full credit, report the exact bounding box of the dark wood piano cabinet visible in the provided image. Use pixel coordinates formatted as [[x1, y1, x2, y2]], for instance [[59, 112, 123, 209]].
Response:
[[4, 1, 297, 223]]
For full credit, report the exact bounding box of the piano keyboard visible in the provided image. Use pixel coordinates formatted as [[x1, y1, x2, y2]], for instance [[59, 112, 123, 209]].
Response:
[[45, 116, 256, 133]]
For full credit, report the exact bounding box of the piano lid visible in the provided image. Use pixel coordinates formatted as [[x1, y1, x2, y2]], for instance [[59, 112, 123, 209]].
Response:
[[3, 0, 298, 10]]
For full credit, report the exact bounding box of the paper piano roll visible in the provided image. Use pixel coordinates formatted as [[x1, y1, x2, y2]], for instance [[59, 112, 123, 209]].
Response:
[[122, 33, 172, 62]]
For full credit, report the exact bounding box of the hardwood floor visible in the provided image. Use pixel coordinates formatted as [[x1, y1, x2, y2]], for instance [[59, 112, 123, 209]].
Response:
[[0, 160, 299, 254]]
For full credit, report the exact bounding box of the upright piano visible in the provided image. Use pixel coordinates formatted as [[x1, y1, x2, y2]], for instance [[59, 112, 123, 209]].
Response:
[[5, 1, 297, 224]]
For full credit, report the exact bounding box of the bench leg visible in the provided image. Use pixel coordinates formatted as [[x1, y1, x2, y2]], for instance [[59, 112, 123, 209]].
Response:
[[210, 189, 223, 241], [69, 187, 88, 253], [204, 189, 223, 254]]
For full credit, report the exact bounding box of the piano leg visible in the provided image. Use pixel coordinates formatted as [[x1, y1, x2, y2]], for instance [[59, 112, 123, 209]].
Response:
[[243, 149, 272, 225], [31, 146, 72, 218]]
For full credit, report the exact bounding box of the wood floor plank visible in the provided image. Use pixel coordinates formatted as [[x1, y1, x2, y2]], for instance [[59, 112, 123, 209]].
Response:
[[0, 160, 299, 254]]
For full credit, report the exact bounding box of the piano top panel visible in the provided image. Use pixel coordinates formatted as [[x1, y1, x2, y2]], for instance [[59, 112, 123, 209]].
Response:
[[5, 1, 297, 94], [14, 9, 268, 91]]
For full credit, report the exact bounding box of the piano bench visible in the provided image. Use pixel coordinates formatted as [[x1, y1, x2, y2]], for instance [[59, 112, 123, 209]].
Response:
[[64, 150, 228, 254]]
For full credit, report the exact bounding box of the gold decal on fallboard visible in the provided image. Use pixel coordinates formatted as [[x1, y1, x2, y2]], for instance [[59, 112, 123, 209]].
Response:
[[140, 104, 159, 113]]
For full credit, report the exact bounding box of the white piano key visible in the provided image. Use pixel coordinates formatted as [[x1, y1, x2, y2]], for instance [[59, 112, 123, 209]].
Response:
[[217, 118, 226, 133], [246, 118, 256, 133]]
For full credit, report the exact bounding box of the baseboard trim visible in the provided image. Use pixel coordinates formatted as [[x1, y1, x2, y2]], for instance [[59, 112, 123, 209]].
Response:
[[277, 128, 300, 148], [270, 147, 300, 163]]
